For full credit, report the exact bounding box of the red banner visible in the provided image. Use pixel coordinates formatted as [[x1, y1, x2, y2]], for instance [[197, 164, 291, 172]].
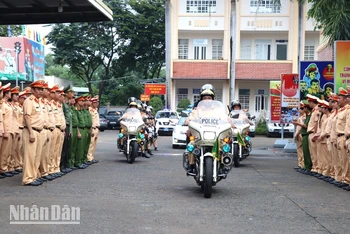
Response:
[[270, 81, 281, 123], [144, 84, 166, 95]]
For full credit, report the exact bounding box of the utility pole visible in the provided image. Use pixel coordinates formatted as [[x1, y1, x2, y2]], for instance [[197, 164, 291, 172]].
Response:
[[230, 0, 237, 101], [165, 0, 171, 109]]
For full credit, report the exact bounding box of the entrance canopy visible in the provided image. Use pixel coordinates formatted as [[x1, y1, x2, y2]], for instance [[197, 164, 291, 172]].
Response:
[[0, 0, 113, 24]]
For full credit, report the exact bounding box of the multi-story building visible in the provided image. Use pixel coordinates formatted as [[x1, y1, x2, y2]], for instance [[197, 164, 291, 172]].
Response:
[[166, 0, 320, 118]]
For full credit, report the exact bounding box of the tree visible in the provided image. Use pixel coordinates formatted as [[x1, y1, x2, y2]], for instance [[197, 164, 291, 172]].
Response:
[[177, 98, 190, 112], [0, 25, 22, 37], [273, 0, 350, 47], [45, 54, 77, 81], [148, 96, 163, 114]]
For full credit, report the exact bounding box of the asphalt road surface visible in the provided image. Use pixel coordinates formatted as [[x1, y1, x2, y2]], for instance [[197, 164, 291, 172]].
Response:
[[0, 131, 349, 234]]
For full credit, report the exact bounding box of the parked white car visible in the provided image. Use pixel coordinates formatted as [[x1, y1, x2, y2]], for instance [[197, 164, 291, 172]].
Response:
[[172, 117, 188, 148], [265, 118, 294, 137], [155, 110, 180, 135]]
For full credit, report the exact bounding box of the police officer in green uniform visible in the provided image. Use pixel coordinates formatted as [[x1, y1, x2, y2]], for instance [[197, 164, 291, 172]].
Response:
[[60, 86, 74, 173], [74, 95, 87, 169], [293, 100, 313, 173], [83, 94, 92, 165], [69, 98, 79, 169]]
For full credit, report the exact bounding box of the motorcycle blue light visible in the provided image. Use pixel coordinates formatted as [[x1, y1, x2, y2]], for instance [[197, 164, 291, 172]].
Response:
[[245, 136, 251, 141], [118, 133, 123, 138], [140, 134, 145, 139], [222, 144, 231, 153], [186, 144, 195, 152]]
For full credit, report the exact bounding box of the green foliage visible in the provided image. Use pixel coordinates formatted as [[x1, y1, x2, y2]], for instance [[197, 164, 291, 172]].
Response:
[[148, 96, 163, 114], [108, 82, 143, 106], [307, 0, 350, 46], [0, 25, 22, 37], [45, 54, 77, 81], [177, 98, 190, 112], [255, 120, 267, 135]]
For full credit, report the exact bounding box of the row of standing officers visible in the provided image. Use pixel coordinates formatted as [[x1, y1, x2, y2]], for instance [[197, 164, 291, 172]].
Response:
[[0, 80, 100, 186], [294, 87, 350, 191]]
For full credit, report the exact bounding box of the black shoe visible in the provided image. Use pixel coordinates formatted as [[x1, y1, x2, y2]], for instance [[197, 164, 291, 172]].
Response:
[[77, 164, 86, 169], [38, 177, 47, 182], [142, 153, 150, 158], [25, 181, 42, 186], [43, 175, 55, 181], [147, 150, 153, 156], [337, 183, 349, 188], [70, 167, 78, 170], [0, 172, 14, 177], [343, 186, 350, 191], [9, 170, 20, 175], [294, 166, 301, 170], [0, 174, 5, 179], [85, 161, 93, 165], [154, 147, 158, 151], [15, 169, 23, 173], [66, 168, 73, 173], [91, 159, 99, 164]]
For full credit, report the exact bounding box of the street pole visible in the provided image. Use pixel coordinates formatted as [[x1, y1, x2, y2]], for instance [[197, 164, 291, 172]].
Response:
[[165, 0, 171, 109], [230, 0, 237, 101]]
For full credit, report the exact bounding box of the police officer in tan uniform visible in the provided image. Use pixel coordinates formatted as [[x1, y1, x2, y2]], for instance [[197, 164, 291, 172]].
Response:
[[0, 83, 16, 178], [306, 94, 320, 175], [10, 86, 23, 173], [87, 95, 100, 164], [22, 80, 45, 186], [343, 86, 350, 191], [293, 101, 305, 170], [333, 87, 350, 188], [38, 82, 56, 181], [315, 100, 330, 179]]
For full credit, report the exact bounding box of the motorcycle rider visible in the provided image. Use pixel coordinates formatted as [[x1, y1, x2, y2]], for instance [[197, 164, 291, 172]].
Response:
[[147, 106, 158, 151], [184, 84, 236, 173], [118, 97, 149, 158], [229, 100, 254, 126]]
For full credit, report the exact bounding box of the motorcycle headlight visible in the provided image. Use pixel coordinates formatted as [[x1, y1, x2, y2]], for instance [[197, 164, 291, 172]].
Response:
[[186, 143, 195, 152], [222, 144, 231, 153], [128, 126, 136, 132], [245, 136, 251, 141], [118, 133, 124, 138], [203, 131, 216, 140]]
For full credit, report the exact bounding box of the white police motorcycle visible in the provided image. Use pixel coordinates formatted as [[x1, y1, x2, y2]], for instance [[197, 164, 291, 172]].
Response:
[[230, 110, 252, 167], [118, 108, 146, 164], [183, 100, 234, 198]]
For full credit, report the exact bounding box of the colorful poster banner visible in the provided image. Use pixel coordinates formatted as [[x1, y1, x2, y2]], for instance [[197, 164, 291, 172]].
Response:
[[334, 41, 350, 91], [140, 94, 150, 101], [280, 74, 299, 124], [144, 84, 166, 95], [0, 37, 45, 82], [269, 80, 281, 123], [299, 61, 334, 102]]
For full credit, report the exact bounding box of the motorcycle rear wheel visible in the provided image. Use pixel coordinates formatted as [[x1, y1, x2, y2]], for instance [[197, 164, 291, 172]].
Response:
[[127, 141, 137, 164], [203, 157, 213, 198]]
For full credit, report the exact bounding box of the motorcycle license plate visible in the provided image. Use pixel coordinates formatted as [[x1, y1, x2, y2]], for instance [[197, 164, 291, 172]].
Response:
[[110, 122, 116, 124], [164, 128, 169, 131]]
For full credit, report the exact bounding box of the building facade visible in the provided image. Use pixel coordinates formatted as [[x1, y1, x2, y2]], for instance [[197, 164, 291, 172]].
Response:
[[167, 0, 320, 118]]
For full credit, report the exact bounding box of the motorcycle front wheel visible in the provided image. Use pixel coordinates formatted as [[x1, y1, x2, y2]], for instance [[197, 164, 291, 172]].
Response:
[[203, 157, 213, 198], [127, 141, 137, 164], [233, 144, 240, 168]]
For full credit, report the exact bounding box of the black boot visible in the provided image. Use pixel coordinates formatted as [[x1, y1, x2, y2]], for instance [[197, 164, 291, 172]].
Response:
[[142, 153, 150, 158], [154, 147, 158, 151], [147, 149, 153, 155], [188, 164, 196, 174]]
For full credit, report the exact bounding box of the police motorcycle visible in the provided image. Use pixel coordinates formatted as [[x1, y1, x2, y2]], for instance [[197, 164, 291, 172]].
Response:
[[183, 100, 234, 198], [229, 110, 252, 167], [118, 108, 146, 164]]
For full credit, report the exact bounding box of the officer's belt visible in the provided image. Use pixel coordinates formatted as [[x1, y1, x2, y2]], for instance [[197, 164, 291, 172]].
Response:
[[24, 126, 42, 133]]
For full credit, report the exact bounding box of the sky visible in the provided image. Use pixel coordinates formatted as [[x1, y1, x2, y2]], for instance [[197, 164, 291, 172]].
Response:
[[26, 24, 53, 54]]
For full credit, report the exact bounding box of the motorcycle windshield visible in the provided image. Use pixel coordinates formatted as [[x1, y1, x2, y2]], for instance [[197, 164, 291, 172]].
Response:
[[192, 100, 229, 125], [123, 108, 144, 123], [230, 110, 249, 125]]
